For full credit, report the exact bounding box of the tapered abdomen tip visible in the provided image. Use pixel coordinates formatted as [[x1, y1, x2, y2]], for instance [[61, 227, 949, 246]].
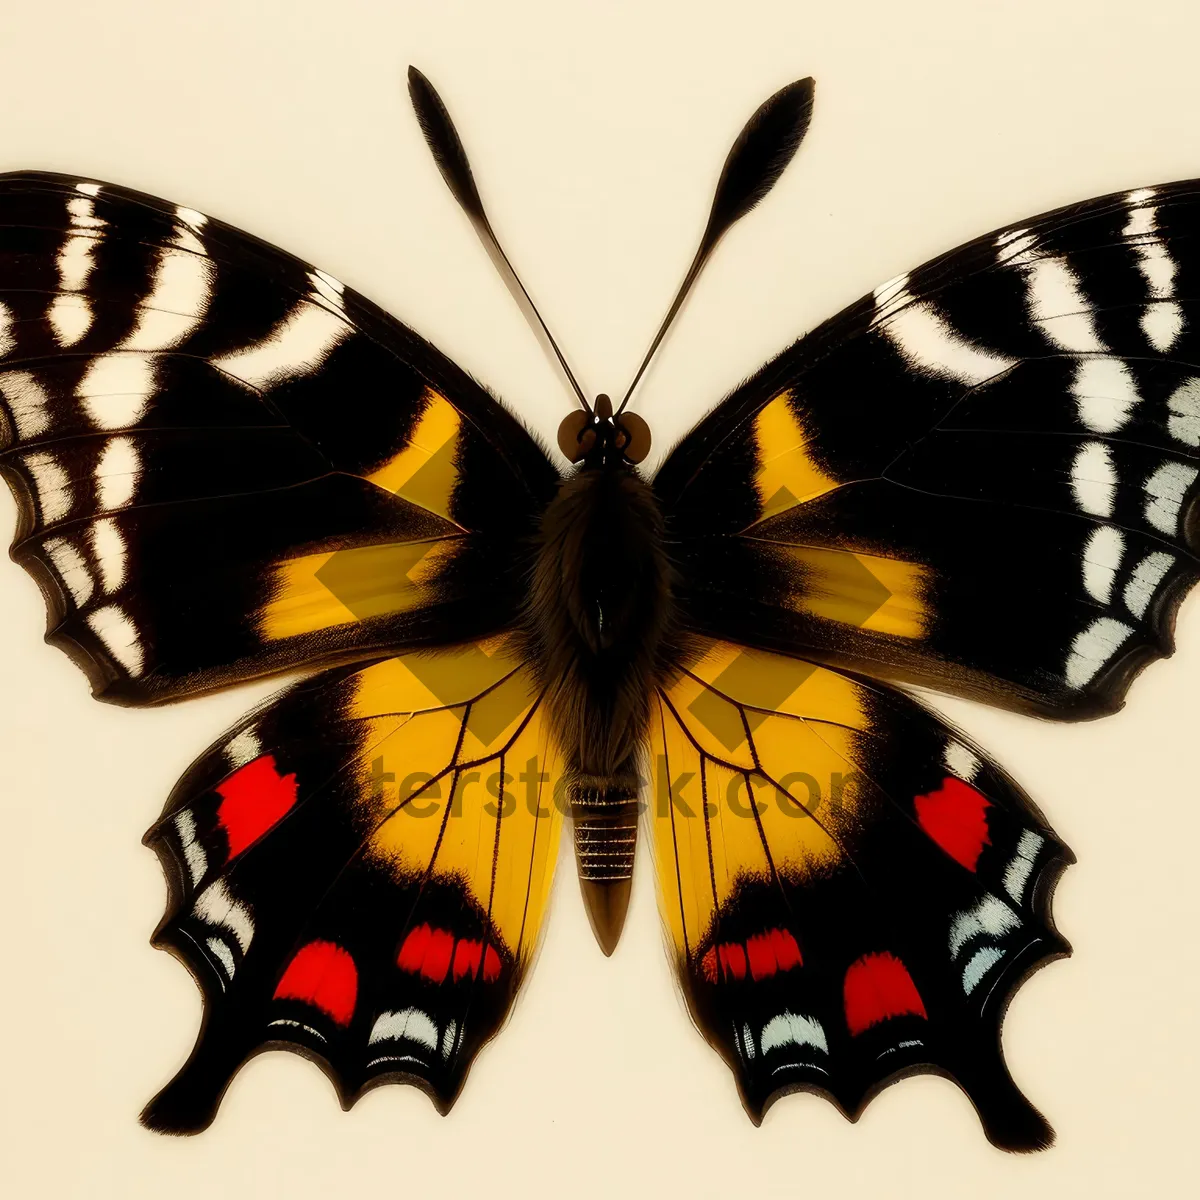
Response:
[[580, 876, 632, 956], [571, 800, 639, 955]]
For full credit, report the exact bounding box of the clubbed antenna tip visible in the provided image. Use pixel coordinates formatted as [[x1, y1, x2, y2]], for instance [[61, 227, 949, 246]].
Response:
[[407, 65, 592, 413], [616, 77, 816, 415]]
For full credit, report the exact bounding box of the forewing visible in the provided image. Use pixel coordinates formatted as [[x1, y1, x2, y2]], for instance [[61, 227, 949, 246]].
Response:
[[655, 182, 1200, 717], [650, 639, 1071, 1150], [141, 636, 563, 1132], [0, 172, 558, 703]]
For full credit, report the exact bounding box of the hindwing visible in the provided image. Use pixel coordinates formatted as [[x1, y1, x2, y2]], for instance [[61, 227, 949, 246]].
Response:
[[650, 640, 1070, 1150], [142, 637, 563, 1132]]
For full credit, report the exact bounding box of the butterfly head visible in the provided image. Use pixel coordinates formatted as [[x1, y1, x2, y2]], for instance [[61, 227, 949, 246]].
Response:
[[557, 393, 652, 468]]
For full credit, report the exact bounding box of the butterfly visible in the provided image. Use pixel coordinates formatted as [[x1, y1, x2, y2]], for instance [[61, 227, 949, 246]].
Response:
[[1, 64, 1195, 1152]]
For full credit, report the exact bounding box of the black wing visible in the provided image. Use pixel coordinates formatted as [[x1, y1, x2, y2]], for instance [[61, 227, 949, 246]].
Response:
[[0, 172, 558, 704], [141, 637, 563, 1132], [650, 639, 1070, 1150], [654, 181, 1200, 717]]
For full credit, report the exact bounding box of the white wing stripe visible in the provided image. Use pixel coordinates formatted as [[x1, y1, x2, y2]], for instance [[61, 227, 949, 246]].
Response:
[[872, 282, 1016, 385], [212, 302, 352, 389]]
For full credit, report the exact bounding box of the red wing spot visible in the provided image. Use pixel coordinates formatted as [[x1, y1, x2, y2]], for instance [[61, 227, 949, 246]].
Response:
[[843, 951, 927, 1036], [400, 928, 500, 984], [274, 940, 358, 1027], [420, 928, 455, 983], [771, 928, 802, 971], [482, 945, 502, 983], [397, 924, 431, 973], [914, 776, 992, 871], [717, 943, 747, 981], [746, 933, 777, 981], [216, 754, 299, 859], [700, 946, 718, 984], [452, 938, 484, 981]]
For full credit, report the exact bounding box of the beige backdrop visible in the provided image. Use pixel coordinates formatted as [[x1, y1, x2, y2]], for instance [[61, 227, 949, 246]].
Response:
[[1, 1, 1198, 1196]]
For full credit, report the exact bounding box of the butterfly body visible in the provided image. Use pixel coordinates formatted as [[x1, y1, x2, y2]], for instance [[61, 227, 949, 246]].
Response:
[[525, 416, 679, 950]]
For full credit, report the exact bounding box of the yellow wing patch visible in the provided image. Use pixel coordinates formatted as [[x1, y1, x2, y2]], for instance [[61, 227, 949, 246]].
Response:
[[652, 640, 877, 959], [752, 390, 839, 522], [364, 388, 462, 524], [352, 642, 564, 963], [746, 392, 931, 639], [351, 635, 522, 718], [257, 388, 472, 643], [776, 543, 930, 639], [258, 536, 458, 641]]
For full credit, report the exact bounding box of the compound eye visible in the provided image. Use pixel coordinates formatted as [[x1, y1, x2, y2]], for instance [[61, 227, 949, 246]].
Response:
[[557, 411, 595, 463], [616, 411, 652, 463]]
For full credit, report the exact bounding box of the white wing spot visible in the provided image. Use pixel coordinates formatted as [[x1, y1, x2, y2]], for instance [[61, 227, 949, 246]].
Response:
[[206, 937, 237, 980], [0, 371, 52, 441], [89, 517, 127, 593], [96, 436, 141, 511], [1003, 830, 1044, 904], [66, 196, 104, 230], [1123, 550, 1175, 619], [74, 181, 101, 197], [48, 294, 93, 347], [1020, 254, 1105, 352], [23, 451, 71, 522], [942, 741, 980, 782], [57, 232, 99, 293], [1064, 616, 1135, 689], [0, 299, 14, 357], [226, 728, 263, 769], [949, 893, 1020, 959], [962, 946, 1007, 995], [193, 878, 255, 953], [1070, 441, 1117, 517], [368, 1008, 439, 1051], [1081, 524, 1124, 604], [1143, 460, 1198, 535], [76, 354, 157, 429], [1166, 378, 1200, 446], [1072, 357, 1139, 434], [1141, 303, 1185, 352], [759, 1011, 829, 1055], [43, 536, 93, 606], [86, 603, 144, 675], [173, 810, 207, 889], [120, 249, 214, 351]]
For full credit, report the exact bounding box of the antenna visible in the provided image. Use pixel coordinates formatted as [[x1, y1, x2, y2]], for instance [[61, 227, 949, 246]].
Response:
[[408, 66, 592, 413], [614, 77, 815, 416]]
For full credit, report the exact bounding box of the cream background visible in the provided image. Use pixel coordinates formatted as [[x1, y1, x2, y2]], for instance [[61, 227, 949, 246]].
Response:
[[1, 1, 1198, 1195]]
